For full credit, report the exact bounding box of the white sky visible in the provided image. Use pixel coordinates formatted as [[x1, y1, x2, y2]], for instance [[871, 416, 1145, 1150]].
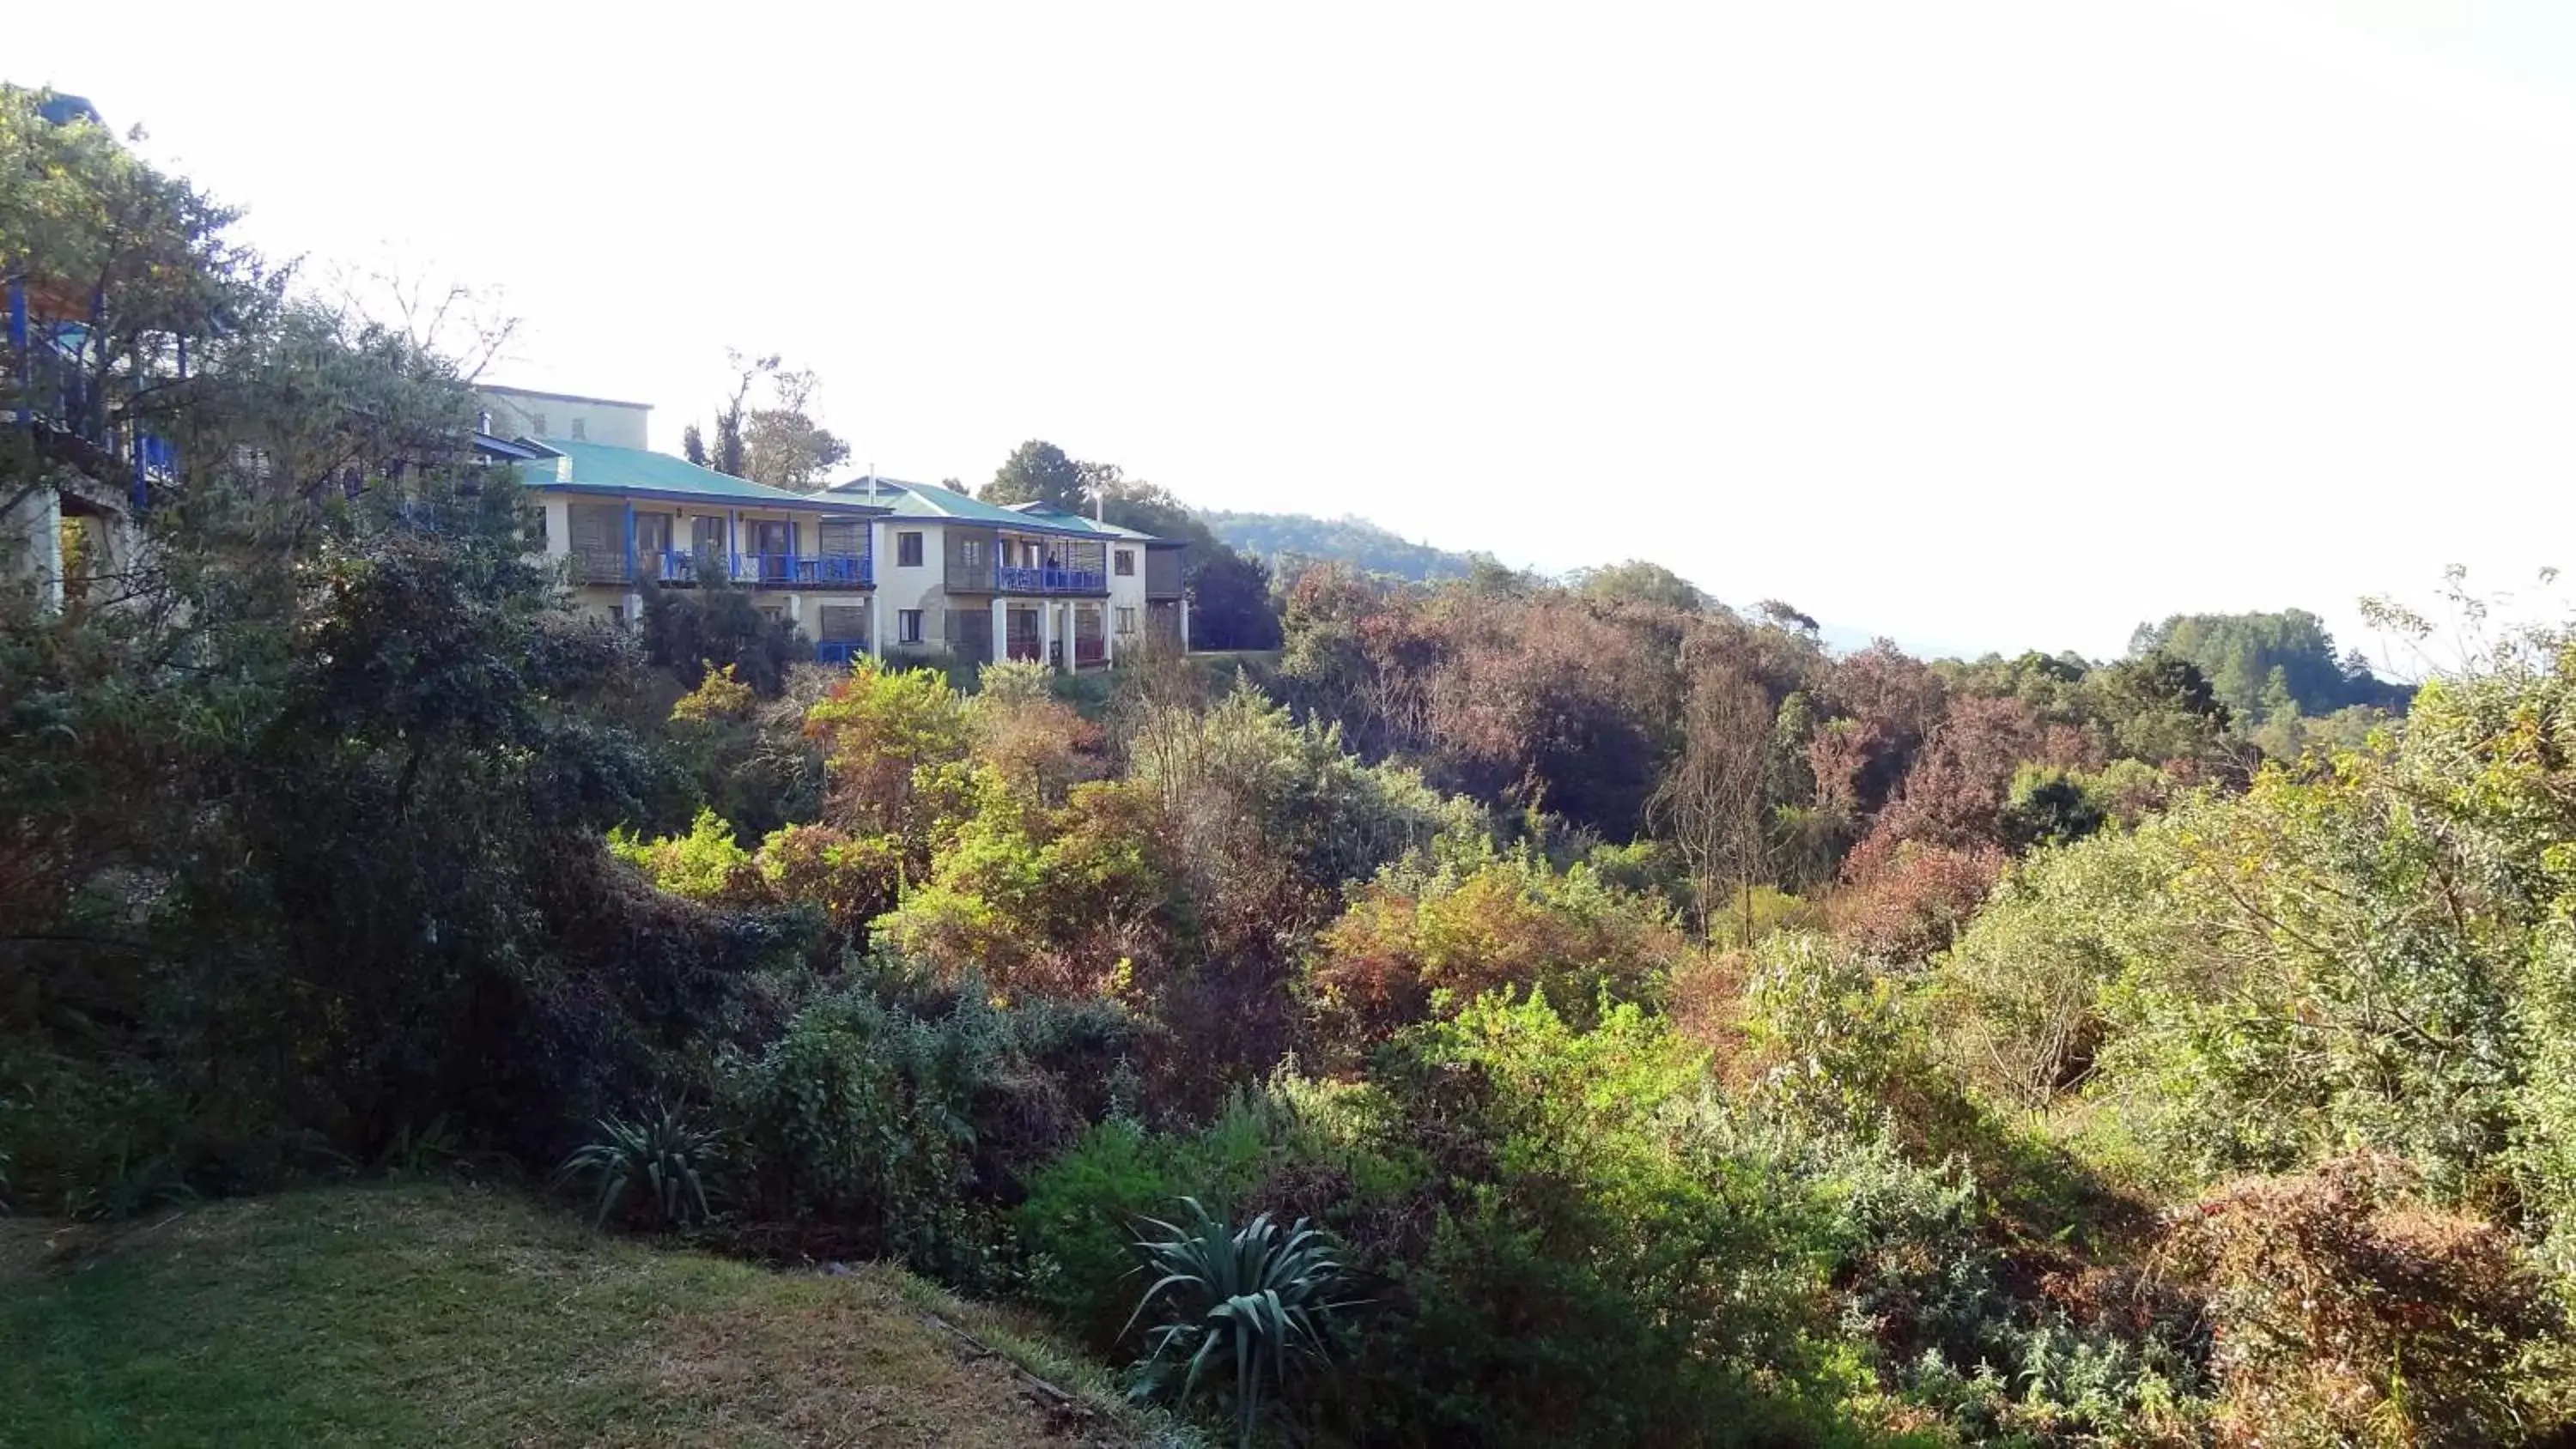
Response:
[[14, 0, 2575, 660]]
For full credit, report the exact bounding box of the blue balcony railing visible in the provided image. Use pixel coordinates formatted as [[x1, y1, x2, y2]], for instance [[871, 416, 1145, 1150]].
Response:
[[993, 564, 1106, 594], [814, 640, 868, 668], [631, 550, 873, 589]]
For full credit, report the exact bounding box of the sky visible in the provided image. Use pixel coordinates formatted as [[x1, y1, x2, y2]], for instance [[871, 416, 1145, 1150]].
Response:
[[13, 0, 2576, 662]]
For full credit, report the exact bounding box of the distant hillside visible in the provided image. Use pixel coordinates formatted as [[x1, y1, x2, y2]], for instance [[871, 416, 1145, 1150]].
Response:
[[1203, 510, 1483, 582]]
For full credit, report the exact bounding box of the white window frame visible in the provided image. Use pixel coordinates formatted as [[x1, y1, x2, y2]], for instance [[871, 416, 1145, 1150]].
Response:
[[899, 609, 925, 644]]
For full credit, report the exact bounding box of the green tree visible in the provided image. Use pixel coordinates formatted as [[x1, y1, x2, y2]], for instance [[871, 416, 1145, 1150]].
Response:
[[1572, 559, 1708, 612], [981, 439, 1086, 510], [742, 365, 848, 492], [2129, 609, 2409, 725], [702, 349, 775, 477], [1187, 546, 1281, 651]]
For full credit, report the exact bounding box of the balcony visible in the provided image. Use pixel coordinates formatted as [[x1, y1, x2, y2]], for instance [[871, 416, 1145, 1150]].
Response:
[[993, 563, 1106, 594], [577, 550, 873, 589], [813, 640, 869, 668]]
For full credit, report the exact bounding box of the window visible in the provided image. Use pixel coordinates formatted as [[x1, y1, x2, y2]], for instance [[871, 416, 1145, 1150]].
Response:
[[520, 504, 548, 548], [570, 417, 587, 440], [607, 604, 624, 626], [696, 514, 726, 556], [531, 412, 549, 436], [634, 513, 671, 555], [897, 530, 925, 567], [1116, 607, 1137, 635], [960, 537, 985, 567], [1115, 549, 1135, 577], [818, 604, 867, 642], [899, 609, 925, 644], [760, 605, 784, 623]]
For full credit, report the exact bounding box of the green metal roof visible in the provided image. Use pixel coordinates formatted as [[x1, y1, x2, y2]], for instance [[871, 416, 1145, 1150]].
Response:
[[1012, 503, 1176, 546], [517, 439, 885, 512], [826, 476, 1161, 541]]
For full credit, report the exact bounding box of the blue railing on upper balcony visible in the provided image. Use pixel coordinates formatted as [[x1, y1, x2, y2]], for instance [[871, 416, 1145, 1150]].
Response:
[[633, 550, 873, 588], [9, 290, 177, 512], [994, 564, 1106, 594]]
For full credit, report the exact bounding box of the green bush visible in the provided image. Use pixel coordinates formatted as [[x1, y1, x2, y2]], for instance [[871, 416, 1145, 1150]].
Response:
[[722, 989, 999, 1273], [1013, 1099, 1277, 1351], [552, 1101, 724, 1229]]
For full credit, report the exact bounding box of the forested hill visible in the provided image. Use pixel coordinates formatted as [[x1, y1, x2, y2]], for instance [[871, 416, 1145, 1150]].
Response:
[[1202, 509, 1484, 581]]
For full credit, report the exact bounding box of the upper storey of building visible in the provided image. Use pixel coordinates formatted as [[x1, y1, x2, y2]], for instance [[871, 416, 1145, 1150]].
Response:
[[477, 385, 652, 451]]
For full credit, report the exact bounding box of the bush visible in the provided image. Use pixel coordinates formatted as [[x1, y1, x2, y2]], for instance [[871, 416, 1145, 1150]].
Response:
[[2160, 1155, 2575, 1447], [1013, 1100, 1279, 1351], [1308, 845, 1688, 1046], [722, 988, 1001, 1275], [1338, 993, 1875, 1448], [552, 1101, 724, 1228], [609, 806, 762, 903], [1125, 1197, 1358, 1449]]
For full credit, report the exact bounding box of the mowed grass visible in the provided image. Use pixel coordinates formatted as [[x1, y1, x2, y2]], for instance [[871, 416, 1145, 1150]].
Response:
[[0, 1181, 1162, 1449]]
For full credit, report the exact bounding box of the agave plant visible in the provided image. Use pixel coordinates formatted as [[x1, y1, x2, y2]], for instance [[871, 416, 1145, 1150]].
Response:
[[552, 1101, 722, 1229], [1122, 1196, 1359, 1448]]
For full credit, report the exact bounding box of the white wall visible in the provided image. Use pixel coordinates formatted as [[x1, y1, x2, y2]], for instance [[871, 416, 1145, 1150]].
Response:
[[873, 519, 946, 646], [478, 388, 651, 449], [1107, 543, 1148, 652]]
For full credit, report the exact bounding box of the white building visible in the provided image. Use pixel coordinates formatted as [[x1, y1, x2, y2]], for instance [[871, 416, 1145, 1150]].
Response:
[[828, 476, 1188, 668], [477, 385, 651, 450], [473, 385, 1187, 670]]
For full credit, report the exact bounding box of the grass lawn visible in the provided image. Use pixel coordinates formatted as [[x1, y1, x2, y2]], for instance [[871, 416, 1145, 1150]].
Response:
[[0, 1181, 1176, 1448]]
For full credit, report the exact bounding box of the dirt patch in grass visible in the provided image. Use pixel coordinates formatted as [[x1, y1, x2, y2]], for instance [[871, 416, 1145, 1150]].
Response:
[[0, 1182, 1160, 1448]]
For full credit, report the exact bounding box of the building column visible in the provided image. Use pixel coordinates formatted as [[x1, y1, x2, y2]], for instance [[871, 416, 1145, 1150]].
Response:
[[1180, 594, 1193, 653], [623, 590, 642, 626], [786, 591, 803, 634], [11, 486, 64, 610], [1103, 603, 1116, 668], [1037, 597, 1056, 670], [868, 590, 884, 661], [990, 595, 1008, 667]]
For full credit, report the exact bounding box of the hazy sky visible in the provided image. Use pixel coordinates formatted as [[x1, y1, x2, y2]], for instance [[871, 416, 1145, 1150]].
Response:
[[15, 0, 2574, 660]]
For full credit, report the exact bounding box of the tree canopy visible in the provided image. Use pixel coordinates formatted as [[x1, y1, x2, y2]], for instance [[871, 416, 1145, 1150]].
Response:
[[2129, 608, 2409, 724], [980, 439, 1086, 510]]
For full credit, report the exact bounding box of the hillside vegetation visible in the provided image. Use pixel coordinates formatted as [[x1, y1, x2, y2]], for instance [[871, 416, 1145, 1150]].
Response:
[[1201, 509, 1484, 581], [10, 81, 2576, 1449]]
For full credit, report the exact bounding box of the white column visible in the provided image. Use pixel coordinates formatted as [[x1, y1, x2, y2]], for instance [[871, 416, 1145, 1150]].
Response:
[[990, 595, 1008, 667], [1180, 595, 1192, 653], [1103, 603, 1116, 667], [25, 488, 64, 610], [786, 591, 804, 632], [1038, 597, 1056, 670], [869, 589, 884, 660]]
